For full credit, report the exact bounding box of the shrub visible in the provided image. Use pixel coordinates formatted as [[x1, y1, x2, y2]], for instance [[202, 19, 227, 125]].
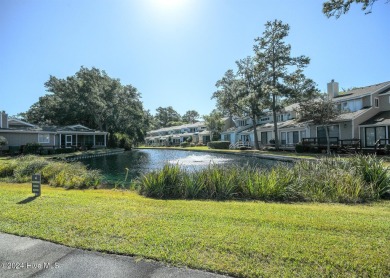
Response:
[[0, 136, 7, 146], [207, 141, 230, 149], [0, 160, 17, 178], [48, 162, 102, 189], [109, 133, 132, 150], [8, 146, 21, 155], [13, 155, 49, 182], [42, 161, 68, 183], [295, 143, 308, 153], [55, 148, 75, 154], [23, 143, 42, 154], [1, 155, 102, 189], [180, 142, 189, 148]]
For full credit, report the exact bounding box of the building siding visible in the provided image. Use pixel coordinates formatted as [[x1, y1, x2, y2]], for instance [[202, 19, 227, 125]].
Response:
[[1, 132, 56, 147], [339, 121, 353, 140], [362, 95, 371, 108], [380, 94, 390, 111]]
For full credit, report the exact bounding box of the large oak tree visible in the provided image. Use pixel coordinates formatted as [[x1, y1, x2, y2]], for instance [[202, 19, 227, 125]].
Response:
[[213, 57, 269, 150], [24, 66, 148, 143]]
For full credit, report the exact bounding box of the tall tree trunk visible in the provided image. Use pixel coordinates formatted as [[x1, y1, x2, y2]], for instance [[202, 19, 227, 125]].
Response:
[[272, 94, 279, 150], [252, 115, 260, 150], [325, 125, 331, 154]]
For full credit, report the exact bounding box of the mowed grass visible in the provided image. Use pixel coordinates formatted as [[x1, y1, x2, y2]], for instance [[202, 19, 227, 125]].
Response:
[[0, 183, 389, 277]]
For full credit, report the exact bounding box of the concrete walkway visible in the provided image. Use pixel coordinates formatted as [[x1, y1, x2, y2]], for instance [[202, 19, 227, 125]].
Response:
[[0, 233, 231, 278]]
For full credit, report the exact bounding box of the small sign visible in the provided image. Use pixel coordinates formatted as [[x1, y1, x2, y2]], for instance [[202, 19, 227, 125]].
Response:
[[32, 174, 41, 196]]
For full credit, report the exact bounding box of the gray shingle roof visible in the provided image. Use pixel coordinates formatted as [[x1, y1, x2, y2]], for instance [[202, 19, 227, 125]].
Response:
[[334, 107, 370, 122], [333, 81, 390, 102], [359, 111, 390, 126]]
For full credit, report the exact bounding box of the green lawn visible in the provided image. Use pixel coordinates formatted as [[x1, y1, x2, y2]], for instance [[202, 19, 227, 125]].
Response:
[[0, 183, 389, 277]]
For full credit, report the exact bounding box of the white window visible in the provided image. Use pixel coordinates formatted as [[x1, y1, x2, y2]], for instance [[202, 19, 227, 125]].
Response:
[[375, 98, 379, 108], [38, 134, 50, 143]]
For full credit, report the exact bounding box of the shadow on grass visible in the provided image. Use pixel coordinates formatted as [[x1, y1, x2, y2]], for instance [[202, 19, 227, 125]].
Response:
[[17, 196, 38, 205]]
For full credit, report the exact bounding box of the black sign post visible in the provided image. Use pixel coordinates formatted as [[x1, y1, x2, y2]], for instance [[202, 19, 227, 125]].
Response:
[[32, 174, 41, 197]]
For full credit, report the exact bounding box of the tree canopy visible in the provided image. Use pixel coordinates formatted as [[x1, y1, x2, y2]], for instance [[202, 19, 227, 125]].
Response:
[[323, 0, 386, 18], [203, 110, 224, 141], [297, 96, 340, 154], [211, 20, 317, 149], [213, 57, 269, 150], [154, 106, 182, 128], [182, 110, 200, 124], [254, 19, 311, 150], [24, 66, 148, 142]]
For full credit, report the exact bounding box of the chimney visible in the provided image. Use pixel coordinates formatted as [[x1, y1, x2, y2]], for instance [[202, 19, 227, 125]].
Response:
[[0, 111, 8, 129], [327, 79, 339, 99]]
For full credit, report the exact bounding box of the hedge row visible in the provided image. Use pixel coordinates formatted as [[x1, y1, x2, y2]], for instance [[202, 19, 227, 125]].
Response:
[[207, 141, 230, 149]]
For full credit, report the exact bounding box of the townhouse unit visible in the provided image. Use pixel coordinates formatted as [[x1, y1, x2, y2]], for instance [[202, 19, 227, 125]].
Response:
[[221, 104, 309, 149], [145, 122, 209, 146], [145, 118, 235, 146], [0, 111, 108, 151], [327, 80, 390, 148], [221, 80, 390, 149]]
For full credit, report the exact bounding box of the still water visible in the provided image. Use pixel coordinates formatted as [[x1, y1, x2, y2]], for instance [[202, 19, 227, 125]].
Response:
[[81, 149, 281, 184]]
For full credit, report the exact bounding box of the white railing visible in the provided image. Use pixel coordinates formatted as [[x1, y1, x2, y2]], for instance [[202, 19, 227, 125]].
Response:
[[229, 141, 252, 149]]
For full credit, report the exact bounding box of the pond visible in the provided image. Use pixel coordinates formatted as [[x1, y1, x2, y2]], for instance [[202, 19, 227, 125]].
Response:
[[81, 149, 283, 184]]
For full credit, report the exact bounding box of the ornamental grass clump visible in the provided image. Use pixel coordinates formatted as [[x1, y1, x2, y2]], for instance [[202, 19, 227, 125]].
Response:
[[137, 155, 390, 203], [137, 164, 184, 198], [196, 165, 238, 199], [47, 162, 102, 189], [292, 159, 376, 203], [240, 165, 294, 201], [0, 159, 17, 179], [0, 155, 102, 189], [13, 155, 49, 182], [354, 154, 390, 198]]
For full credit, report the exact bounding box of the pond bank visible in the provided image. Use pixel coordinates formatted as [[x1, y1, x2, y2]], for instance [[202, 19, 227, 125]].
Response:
[[49, 148, 125, 161]]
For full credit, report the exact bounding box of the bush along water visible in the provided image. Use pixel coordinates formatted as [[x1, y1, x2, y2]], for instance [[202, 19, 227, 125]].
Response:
[[0, 155, 102, 189], [136, 155, 390, 203]]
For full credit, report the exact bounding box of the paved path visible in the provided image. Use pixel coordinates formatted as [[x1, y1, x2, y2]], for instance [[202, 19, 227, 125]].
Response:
[[0, 233, 231, 278]]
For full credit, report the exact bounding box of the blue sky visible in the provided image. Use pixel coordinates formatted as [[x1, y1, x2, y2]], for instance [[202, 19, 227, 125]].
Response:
[[1, 0, 389, 118]]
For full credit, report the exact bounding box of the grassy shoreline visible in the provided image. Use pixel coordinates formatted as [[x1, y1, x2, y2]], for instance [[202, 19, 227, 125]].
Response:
[[138, 155, 390, 203], [0, 183, 389, 277]]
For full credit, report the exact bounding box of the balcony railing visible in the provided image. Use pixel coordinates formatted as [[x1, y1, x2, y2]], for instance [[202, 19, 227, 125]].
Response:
[[302, 137, 339, 146]]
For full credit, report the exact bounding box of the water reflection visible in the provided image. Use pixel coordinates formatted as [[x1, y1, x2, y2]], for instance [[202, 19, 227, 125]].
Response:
[[168, 154, 232, 166], [81, 149, 280, 184]]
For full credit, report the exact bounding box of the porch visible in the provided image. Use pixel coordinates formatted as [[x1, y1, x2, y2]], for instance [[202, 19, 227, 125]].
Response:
[[301, 137, 362, 153], [58, 133, 107, 149]]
